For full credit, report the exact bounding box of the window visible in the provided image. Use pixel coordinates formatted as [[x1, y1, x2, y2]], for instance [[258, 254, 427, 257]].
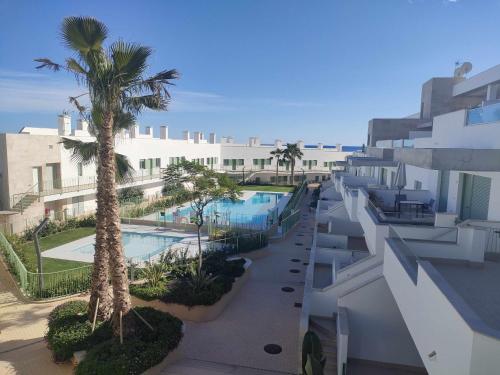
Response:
[[324, 162, 328, 167], [77, 163, 83, 177], [139, 159, 146, 169], [303, 160, 307, 166], [238, 159, 244, 166], [253, 159, 259, 166], [414, 180, 422, 190], [223, 159, 230, 166], [155, 158, 161, 168], [266, 158, 272, 165]]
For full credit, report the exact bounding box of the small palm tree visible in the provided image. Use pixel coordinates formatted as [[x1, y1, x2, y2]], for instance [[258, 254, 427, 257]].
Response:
[[283, 143, 304, 185], [36, 16, 178, 335], [270, 148, 284, 185]]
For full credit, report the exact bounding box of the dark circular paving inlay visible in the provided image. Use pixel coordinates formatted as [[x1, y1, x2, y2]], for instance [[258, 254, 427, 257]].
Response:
[[281, 286, 295, 293], [264, 344, 282, 355], [295, 242, 304, 246], [290, 258, 301, 262], [294, 302, 303, 308], [290, 269, 300, 273]]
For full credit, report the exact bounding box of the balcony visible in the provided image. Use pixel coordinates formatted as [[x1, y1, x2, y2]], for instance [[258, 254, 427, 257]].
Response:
[[467, 102, 500, 126], [39, 168, 162, 197], [384, 226, 500, 375], [366, 188, 435, 226]]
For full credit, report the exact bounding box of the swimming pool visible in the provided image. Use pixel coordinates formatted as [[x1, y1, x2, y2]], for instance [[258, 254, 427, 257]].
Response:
[[62, 232, 181, 261], [158, 192, 285, 228]]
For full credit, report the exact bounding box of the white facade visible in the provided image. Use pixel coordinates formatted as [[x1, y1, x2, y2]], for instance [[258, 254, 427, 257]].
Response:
[[0, 120, 352, 233], [302, 64, 500, 374]]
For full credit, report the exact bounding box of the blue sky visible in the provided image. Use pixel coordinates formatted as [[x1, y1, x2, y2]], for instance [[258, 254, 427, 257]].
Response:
[[0, 0, 499, 145]]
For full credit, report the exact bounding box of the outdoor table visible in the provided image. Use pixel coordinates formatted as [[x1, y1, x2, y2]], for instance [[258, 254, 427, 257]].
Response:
[[399, 200, 425, 218]]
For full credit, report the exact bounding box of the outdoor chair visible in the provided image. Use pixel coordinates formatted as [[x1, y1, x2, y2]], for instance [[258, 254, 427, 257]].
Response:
[[423, 198, 435, 212]]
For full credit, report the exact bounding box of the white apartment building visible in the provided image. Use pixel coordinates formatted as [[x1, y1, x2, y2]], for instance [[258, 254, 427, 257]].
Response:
[[302, 64, 500, 374], [0, 118, 351, 234]]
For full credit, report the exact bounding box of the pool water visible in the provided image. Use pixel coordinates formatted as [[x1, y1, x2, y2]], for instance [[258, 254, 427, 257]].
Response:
[[73, 232, 180, 260], [161, 192, 284, 226]]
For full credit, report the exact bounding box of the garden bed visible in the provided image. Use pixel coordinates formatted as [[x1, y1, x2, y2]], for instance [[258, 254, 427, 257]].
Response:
[[131, 257, 251, 322], [46, 301, 183, 375]]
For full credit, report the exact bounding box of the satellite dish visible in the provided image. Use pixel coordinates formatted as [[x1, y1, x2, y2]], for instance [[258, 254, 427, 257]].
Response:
[[454, 62, 473, 79]]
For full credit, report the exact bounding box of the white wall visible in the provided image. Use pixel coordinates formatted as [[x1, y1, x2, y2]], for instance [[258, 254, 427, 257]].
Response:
[[338, 277, 424, 368]]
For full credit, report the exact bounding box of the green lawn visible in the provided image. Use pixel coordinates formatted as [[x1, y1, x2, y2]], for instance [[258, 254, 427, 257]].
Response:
[[20, 227, 95, 273], [241, 185, 295, 193]]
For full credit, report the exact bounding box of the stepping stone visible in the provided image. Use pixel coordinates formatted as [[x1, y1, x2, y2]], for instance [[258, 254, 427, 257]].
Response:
[[303, 262, 309, 266], [294, 302, 302, 308], [264, 344, 282, 354], [289, 269, 300, 274], [305, 247, 311, 250], [281, 286, 294, 293], [290, 259, 301, 262], [295, 242, 304, 246], [297, 234, 304, 237]]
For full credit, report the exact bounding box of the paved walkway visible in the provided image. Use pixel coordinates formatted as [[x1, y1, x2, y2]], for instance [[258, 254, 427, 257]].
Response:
[[161, 196, 315, 375], [0, 256, 79, 374], [0, 195, 314, 375]]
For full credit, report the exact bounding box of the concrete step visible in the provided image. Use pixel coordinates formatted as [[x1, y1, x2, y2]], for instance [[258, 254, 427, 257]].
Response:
[[309, 315, 338, 374]]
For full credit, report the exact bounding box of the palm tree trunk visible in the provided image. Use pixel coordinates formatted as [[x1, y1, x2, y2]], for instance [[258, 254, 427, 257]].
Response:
[[100, 112, 133, 337], [197, 224, 203, 274], [275, 161, 279, 185], [290, 160, 295, 185], [87, 149, 112, 321]]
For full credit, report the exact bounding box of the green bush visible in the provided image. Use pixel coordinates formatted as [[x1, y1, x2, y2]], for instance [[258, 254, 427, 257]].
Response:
[[129, 282, 166, 301], [75, 307, 183, 375], [162, 275, 234, 307], [46, 301, 112, 362], [118, 187, 144, 204], [130, 252, 246, 306], [23, 215, 96, 241]]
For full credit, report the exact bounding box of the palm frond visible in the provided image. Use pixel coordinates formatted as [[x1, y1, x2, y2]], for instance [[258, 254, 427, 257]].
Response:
[[34, 58, 63, 71], [115, 153, 135, 182], [113, 111, 136, 133], [111, 41, 151, 84], [66, 58, 88, 74], [61, 138, 97, 165], [69, 95, 87, 114], [123, 94, 167, 113], [61, 16, 108, 53]]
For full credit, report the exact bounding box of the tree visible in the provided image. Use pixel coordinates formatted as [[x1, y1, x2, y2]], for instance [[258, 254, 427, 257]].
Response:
[[270, 148, 284, 185], [163, 161, 241, 272], [36, 16, 178, 335], [283, 143, 304, 185]]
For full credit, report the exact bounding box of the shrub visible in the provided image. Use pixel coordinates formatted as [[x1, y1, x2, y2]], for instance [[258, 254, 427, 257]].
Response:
[[75, 307, 183, 375], [46, 301, 112, 362], [118, 187, 144, 204], [129, 282, 166, 301], [162, 275, 234, 307]]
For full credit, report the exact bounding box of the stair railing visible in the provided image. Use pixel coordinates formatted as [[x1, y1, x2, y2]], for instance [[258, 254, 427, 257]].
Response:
[[10, 183, 39, 214]]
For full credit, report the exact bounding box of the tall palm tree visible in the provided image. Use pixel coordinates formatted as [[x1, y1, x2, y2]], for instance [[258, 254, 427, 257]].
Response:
[[283, 143, 304, 185], [36, 16, 178, 335], [61, 111, 135, 322], [270, 148, 284, 185]]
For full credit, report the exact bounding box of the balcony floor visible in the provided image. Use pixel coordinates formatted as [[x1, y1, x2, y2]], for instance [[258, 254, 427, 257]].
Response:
[[432, 260, 500, 331]]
